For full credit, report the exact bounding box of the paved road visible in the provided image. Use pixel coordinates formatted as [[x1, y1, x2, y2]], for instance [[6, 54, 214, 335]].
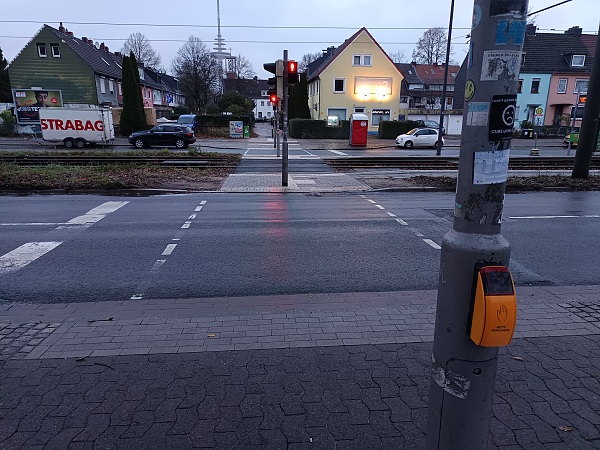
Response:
[[1, 191, 599, 304]]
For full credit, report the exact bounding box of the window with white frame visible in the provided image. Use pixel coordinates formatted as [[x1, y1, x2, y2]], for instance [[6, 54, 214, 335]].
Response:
[[352, 54, 372, 66], [571, 55, 585, 67], [574, 79, 588, 94], [333, 78, 345, 93], [118, 82, 122, 96], [100, 77, 106, 94], [109, 79, 114, 94], [51, 44, 60, 57], [327, 108, 347, 121], [557, 78, 567, 93], [36, 43, 47, 57]]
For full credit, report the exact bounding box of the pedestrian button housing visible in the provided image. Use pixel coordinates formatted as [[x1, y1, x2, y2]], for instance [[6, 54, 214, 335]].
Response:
[[469, 266, 516, 347]]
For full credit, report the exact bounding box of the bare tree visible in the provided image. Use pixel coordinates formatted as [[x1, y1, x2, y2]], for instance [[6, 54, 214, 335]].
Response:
[[299, 52, 322, 73], [171, 36, 220, 114], [388, 50, 408, 63], [121, 32, 162, 70], [233, 54, 256, 79], [411, 27, 453, 64]]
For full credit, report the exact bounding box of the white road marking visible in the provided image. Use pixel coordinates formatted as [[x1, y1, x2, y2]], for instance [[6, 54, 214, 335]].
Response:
[[0, 242, 63, 274], [200, 201, 207, 205], [244, 149, 250, 155], [162, 244, 177, 256], [302, 149, 316, 156], [195, 206, 203, 211], [415, 232, 425, 237], [130, 260, 166, 300], [188, 213, 197, 220], [375, 205, 385, 210], [367, 199, 377, 204], [509, 215, 600, 219], [63, 201, 129, 226], [423, 239, 442, 250], [172, 238, 181, 241], [396, 218, 409, 226], [0, 223, 64, 226], [387, 212, 397, 217], [181, 222, 191, 229], [329, 150, 348, 156]]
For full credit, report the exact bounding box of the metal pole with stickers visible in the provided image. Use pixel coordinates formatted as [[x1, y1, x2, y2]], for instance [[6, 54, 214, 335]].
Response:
[[425, 1, 527, 448]]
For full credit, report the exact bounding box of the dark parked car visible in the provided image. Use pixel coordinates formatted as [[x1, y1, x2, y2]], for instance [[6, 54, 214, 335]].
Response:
[[129, 125, 196, 149], [417, 119, 445, 135]]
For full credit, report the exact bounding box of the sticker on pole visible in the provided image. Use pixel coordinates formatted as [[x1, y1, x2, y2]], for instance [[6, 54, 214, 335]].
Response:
[[489, 95, 517, 141], [473, 150, 510, 185], [490, 0, 526, 17], [465, 80, 476, 101], [467, 102, 490, 127], [480, 51, 521, 81]]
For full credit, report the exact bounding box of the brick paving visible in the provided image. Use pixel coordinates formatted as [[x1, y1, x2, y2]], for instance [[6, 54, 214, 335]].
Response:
[[1, 286, 600, 448]]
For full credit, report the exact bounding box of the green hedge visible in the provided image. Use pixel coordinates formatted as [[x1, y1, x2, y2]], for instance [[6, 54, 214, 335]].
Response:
[[196, 114, 252, 127], [289, 119, 350, 139], [378, 120, 422, 139]]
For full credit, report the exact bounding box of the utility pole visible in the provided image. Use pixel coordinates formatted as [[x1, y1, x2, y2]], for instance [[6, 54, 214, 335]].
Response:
[[436, 0, 455, 155], [426, 1, 526, 448], [572, 21, 600, 178], [567, 86, 581, 155]]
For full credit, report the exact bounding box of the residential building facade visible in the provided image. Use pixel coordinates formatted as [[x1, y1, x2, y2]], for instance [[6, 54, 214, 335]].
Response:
[[223, 76, 273, 120], [8, 24, 186, 127], [307, 28, 404, 134]]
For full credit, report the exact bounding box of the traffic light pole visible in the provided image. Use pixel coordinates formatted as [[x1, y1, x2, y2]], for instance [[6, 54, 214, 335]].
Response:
[[425, 1, 527, 448], [282, 50, 289, 187], [573, 21, 600, 177]]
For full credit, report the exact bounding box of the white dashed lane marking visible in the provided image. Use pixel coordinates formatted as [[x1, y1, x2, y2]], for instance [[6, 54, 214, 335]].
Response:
[[161, 244, 177, 256], [423, 239, 442, 250]]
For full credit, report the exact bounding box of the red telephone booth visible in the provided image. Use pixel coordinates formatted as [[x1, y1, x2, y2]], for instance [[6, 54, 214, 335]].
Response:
[[349, 113, 368, 147]]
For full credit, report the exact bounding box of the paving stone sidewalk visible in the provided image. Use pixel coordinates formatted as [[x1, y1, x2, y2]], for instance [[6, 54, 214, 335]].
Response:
[[1, 286, 599, 449]]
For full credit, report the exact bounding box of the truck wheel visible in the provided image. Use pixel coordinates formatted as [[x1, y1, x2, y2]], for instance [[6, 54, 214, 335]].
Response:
[[175, 139, 185, 149], [404, 141, 414, 149], [75, 138, 86, 149], [64, 138, 75, 148], [134, 138, 145, 149]]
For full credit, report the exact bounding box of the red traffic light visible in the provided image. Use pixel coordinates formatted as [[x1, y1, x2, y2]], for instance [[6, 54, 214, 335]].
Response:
[[287, 60, 298, 74], [269, 94, 278, 104]]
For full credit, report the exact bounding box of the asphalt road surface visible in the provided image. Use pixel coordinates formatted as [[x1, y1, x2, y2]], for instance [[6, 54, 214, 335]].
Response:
[[1, 191, 598, 304]]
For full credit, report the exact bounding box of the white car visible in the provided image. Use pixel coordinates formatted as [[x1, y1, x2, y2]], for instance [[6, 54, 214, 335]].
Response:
[[395, 128, 444, 149]]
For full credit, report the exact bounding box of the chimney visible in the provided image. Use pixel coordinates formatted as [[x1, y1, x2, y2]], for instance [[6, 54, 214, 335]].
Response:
[[59, 22, 65, 33], [82, 37, 88, 43], [565, 26, 582, 36], [525, 23, 536, 35], [105, 46, 109, 53], [100, 43, 105, 51], [114, 51, 121, 58]]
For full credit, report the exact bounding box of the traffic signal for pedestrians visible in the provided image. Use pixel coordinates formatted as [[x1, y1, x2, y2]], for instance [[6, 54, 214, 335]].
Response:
[[269, 93, 278, 105], [578, 94, 587, 104], [287, 60, 299, 85]]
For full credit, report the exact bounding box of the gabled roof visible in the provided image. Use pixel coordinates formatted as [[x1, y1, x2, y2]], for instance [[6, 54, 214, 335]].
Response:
[[306, 27, 403, 81], [47, 25, 124, 79], [395, 63, 422, 84], [223, 78, 269, 98], [414, 64, 460, 85], [521, 30, 595, 74]]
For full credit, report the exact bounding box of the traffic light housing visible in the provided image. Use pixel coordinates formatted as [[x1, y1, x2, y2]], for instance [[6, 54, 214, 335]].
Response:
[[269, 93, 278, 105], [287, 60, 299, 85], [578, 94, 587, 104]]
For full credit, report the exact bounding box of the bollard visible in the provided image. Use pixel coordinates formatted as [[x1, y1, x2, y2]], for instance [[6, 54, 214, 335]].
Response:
[[530, 132, 539, 156]]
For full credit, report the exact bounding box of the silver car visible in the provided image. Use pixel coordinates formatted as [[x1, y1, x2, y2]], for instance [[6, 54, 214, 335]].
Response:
[[395, 128, 444, 149]]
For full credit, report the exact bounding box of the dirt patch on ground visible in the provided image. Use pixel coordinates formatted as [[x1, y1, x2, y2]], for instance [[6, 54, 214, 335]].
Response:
[[357, 175, 600, 191]]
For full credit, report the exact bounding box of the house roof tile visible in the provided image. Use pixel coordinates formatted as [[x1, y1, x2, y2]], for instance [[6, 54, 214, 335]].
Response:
[[521, 31, 595, 74]]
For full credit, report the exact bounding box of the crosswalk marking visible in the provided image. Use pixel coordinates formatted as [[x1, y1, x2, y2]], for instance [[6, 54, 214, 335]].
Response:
[[0, 242, 63, 274]]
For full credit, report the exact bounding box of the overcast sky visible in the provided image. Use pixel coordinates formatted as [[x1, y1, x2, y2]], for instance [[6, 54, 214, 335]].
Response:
[[1, 0, 598, 79]]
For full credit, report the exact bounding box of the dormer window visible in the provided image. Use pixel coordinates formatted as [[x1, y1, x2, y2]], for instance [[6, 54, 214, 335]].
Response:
[[36, 43, 47, 58], [571, 55, 585, 67]]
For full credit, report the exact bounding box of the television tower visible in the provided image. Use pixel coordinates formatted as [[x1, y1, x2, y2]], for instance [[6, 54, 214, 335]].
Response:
[[211, 0, 234, 92]]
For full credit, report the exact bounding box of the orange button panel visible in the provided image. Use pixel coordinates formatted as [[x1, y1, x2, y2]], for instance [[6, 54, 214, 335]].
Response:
[[470, 266, 517, 347]]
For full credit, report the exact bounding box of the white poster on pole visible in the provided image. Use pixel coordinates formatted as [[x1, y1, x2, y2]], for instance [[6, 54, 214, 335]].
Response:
[[473, 149, 510, 185]]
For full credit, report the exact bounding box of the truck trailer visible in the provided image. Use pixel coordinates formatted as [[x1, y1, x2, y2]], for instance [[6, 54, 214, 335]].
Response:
[[39, 108, 115, 148]]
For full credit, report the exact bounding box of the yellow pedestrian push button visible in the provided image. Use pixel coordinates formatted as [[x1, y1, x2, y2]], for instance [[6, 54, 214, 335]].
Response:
[[469, 266, 517, 347]]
